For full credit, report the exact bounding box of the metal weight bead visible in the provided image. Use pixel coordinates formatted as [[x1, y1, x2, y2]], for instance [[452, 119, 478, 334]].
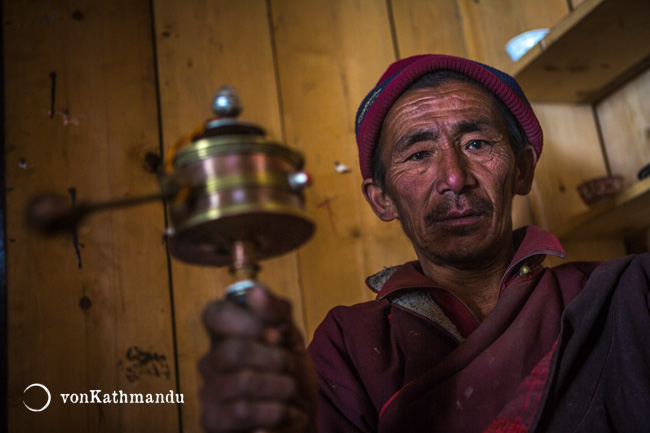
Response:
[[212, 85, 241, 118]]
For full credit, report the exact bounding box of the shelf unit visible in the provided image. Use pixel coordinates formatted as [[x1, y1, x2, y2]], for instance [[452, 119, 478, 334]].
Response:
[[553, 176, 650, 240], [513, 0, 650, 104], [512, 0, 650, 241]]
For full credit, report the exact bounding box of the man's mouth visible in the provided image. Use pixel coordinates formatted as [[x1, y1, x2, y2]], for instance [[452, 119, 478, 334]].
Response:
[[430, 209, 484, 227], [425, 196, 493, 227], [440, 209, 481, 222]]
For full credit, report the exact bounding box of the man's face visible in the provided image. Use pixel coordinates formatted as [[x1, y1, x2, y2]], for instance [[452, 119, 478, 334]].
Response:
[[363, 80, 535, 269]]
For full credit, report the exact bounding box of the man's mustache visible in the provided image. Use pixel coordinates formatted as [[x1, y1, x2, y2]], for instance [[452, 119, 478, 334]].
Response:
[[425, 194, 494, 226]]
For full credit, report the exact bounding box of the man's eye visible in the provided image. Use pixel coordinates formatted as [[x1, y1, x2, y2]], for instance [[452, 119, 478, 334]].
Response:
[[466, 140, 490, 150], [407, 151, 430, 161]]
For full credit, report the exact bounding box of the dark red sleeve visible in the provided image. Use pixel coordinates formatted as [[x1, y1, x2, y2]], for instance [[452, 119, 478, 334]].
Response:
[[308, 306, 379, 433]]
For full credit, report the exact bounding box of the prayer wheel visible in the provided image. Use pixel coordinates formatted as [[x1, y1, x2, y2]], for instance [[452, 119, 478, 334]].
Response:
[[165, 86, 314, 289]]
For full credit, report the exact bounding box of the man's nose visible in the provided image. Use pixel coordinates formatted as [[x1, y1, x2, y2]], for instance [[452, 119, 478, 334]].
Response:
[[434, 147, 475, 194]]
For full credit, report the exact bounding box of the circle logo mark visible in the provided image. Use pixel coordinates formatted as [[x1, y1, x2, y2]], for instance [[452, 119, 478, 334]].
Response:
[[23, 383, 51, 412]]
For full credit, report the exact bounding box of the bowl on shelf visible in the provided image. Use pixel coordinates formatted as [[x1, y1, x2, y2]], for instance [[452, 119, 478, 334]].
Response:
[[577, 175, 624, 206]]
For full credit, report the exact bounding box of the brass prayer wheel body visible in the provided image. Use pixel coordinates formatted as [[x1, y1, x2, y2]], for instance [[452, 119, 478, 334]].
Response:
[[167, 87, 314, 267]]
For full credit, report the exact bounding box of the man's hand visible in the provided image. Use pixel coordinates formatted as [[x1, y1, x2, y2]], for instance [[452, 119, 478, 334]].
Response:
[[199, 285, 317, 433]]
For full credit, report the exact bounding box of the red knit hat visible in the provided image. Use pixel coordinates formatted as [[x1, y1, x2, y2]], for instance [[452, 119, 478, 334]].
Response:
[[355, 54, 543, 179]]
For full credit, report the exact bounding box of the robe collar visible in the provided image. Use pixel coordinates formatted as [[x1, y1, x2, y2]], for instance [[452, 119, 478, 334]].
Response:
[[367, 225, 566, 299]]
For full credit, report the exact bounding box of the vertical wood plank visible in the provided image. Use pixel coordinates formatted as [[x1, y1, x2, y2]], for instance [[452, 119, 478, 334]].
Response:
[[528, 103, 608, 231], [390, 0, 468, 58], [5, 0, 179, 432], [152, 1, 304, 431], [271, 0, 417, 338], [457, 0, 570, 73], [596, 68, 650, 186]]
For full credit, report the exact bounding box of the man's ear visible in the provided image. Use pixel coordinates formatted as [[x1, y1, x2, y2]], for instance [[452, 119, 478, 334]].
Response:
[[513, 144, 538, 196], [362, 178, 399, 222]]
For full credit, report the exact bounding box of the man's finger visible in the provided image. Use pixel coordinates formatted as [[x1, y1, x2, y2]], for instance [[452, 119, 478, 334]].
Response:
[[244, 287, 308, 349], [198, 338, 287, 376], [244, 286, 294, 324], [202, 299, 266, 340]]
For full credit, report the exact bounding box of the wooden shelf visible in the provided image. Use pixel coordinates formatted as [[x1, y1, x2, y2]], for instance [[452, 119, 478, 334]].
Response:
[[513, 0, 650, 103], [555, 176, 650, 240]]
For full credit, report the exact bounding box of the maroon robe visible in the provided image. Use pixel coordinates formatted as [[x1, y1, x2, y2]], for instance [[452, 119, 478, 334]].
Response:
[[308, 226, 599, 432]]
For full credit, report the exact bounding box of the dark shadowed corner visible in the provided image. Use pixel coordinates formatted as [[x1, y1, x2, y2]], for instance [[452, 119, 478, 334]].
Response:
[[0, 0, 8, 430]]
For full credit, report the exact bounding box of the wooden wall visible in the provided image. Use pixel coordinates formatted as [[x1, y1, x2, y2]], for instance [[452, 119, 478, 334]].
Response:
[[4, 0, 178, 431], [3, 0, 647, 432]]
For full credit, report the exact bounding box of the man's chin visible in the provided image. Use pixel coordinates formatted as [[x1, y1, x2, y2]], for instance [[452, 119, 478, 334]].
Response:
[[425, 244, 497, 269], [421, 228, 501, 267]]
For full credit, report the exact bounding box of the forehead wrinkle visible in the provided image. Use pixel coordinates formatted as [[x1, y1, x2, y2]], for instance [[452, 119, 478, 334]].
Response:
[[450, 119, 497, 137], [393, 129, 439, 155]]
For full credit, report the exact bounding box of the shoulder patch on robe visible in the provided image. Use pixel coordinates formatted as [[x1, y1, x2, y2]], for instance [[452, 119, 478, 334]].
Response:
[[391, 290, 465, 343]]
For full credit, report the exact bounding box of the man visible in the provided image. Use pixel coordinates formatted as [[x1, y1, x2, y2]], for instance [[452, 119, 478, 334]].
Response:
[[198, 54, 650, 432]]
